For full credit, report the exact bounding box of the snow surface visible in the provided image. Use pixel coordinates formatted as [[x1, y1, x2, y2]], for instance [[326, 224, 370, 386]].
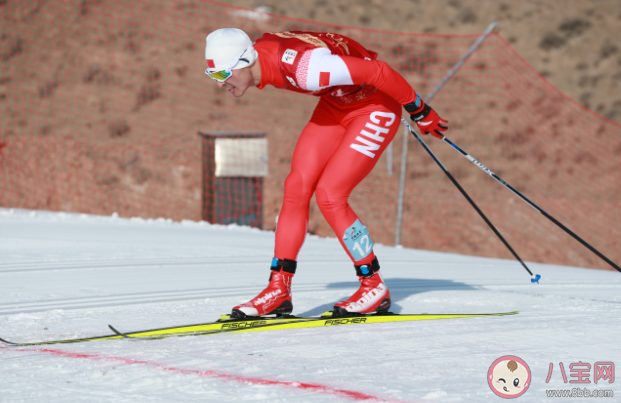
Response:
[[0, 207, 619, 402]]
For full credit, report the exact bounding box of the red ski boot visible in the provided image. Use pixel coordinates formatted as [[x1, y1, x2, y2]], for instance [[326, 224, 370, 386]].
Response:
[[333, 257, 391, 315], [231, 258, 296, 318]]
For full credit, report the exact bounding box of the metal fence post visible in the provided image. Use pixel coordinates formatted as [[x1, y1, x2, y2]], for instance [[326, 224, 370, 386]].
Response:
[[394, 21, 498, 246]]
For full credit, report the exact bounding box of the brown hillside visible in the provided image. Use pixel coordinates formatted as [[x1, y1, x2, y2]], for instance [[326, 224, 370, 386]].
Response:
[[224, 0, 621, 124], [1, 0, 619, 272]]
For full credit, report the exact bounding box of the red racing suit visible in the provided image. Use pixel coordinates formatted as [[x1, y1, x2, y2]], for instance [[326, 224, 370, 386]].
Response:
[[254, 31, 421, 265]]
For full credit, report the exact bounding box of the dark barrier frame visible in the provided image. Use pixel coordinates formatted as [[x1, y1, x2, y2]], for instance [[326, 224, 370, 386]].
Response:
[[199, 131, 267, 228]]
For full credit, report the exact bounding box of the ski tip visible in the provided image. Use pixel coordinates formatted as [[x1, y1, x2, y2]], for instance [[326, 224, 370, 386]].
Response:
[[0, 336, 18, 345], [530, 274, 541, 284]]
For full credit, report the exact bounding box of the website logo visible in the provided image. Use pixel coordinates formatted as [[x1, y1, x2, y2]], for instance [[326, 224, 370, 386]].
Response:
[[488, 356, 531, 398]]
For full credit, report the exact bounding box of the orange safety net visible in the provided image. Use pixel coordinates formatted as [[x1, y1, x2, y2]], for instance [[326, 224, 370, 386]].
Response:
[[1, 0, 619, 270]]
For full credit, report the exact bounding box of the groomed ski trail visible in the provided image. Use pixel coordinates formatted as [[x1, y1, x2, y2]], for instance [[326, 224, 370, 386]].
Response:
[[1, 208, 620, 402]]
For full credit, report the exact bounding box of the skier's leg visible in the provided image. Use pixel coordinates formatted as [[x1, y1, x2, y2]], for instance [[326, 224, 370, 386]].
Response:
[[273, 102, 345, 261], [314, 94, 402, 314], [232, 101, 346, 317], [315, 95, 401, 265]]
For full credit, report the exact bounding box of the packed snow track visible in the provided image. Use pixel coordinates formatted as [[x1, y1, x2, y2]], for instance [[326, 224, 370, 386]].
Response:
[[1, 208, 619, 402]]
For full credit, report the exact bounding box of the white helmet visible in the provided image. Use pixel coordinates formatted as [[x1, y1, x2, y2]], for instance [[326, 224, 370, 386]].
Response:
[[205, 28, 258, 73]]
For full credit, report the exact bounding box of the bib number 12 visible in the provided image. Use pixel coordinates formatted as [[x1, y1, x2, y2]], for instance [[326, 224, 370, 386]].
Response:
[[342, 219, 374, 260], [352, 235, 372, 257]]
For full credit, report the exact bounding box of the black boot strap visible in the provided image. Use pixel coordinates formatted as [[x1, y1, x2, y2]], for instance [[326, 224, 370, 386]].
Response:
[[271, 258, 297, 274], [355, 257, 380, 277]]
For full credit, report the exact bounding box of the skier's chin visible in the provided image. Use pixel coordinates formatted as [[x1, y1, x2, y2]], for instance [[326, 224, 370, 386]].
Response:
[[227, 86, 247, 98]]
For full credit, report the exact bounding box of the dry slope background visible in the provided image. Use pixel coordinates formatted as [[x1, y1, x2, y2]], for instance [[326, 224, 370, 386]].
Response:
[[227, 0, 621, 123], [0, 0, 619, 271]]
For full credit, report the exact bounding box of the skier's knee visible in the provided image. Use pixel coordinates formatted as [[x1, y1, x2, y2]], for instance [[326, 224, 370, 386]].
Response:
[[283, 171, 311, 209], [315, 186, 329, 211], [316, 186, 347, 222]]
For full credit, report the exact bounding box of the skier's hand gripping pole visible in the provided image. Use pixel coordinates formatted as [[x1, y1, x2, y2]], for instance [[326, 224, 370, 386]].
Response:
[[405, 97, 449, 138]]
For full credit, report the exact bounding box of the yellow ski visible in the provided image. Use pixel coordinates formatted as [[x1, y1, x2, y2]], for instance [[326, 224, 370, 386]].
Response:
[[0, 315, 308, 346], [1, 311, 518, 346], [109, 311, 519, 340]]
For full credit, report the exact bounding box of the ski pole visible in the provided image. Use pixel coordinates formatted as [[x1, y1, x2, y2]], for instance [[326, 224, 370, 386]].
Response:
[[401, 118, 541, 282], [402, 21, 540, 281], [439, 136, 621, 273]]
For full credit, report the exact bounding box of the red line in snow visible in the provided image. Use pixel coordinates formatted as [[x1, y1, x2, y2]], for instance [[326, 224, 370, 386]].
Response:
[[1, 346, 412, 402]]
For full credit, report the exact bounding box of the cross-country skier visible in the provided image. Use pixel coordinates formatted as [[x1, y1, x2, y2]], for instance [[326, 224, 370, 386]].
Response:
[[205, 28, 448, 318]]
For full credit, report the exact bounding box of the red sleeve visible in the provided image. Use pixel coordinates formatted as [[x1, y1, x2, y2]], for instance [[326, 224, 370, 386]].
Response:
[[254, 41, 285, 89], [341, 56, 419, 106]]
